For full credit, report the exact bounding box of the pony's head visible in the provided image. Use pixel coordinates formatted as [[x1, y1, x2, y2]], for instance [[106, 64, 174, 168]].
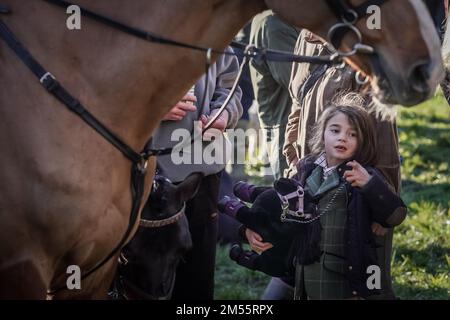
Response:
[[267, 0, 444, 106]]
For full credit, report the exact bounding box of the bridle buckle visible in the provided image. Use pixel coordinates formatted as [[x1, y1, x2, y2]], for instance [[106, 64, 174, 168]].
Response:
[[137, 155, 149, 173]]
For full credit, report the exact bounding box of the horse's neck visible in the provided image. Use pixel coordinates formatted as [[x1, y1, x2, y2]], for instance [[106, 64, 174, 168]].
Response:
[[2, 0, 265, 149]]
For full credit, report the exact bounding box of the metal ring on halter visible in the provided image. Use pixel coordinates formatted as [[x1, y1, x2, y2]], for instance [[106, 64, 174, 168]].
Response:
[[328, 23, 361, 47], [332, 72, 343, 83], [355, 71, 369, 85], [327, 23, 363, 56], [341, 9, 358, 25]]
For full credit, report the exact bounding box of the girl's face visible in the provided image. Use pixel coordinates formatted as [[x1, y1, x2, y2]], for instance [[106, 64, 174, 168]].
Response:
[[323, 112, 358, 167]]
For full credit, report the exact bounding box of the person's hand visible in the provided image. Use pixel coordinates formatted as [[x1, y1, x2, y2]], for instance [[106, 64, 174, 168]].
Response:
[[200, 109, 229, 140], [245, 228, 273, 254], [343, 160, 372, 188], [371, 222, 388, 236], [162, 94, 197, 121]]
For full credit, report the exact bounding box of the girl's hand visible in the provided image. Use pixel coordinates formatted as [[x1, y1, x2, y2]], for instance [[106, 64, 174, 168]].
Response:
[[245, 228, 273, 254], [371, 222, 388, 236], [343, 160, 372, 188]]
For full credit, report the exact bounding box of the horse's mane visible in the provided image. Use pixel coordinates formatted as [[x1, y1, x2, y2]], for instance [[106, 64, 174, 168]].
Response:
[[367, 94, 398, 122], [332, 90, 397, 122]]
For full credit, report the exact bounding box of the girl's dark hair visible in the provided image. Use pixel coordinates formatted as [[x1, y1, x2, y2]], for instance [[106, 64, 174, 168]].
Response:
[[309, 93, 378, 166]]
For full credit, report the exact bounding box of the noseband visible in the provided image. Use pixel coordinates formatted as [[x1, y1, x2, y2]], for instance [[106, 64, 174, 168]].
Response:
[[139, 203, 186, 228]]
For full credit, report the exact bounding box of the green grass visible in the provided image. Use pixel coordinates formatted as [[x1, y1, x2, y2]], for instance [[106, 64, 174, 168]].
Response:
[[214, 244, 271, 300], [214, 92, 450, 300], [392, 92, 450, 299]]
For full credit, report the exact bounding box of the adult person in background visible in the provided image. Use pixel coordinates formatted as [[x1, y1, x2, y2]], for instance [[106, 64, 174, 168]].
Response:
[[249, 10, 299, 180], [150, 47, 242, 300], [248, 10, 299, 300]]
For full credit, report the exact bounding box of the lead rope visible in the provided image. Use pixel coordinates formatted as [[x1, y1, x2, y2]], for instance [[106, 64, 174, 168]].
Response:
[[280, 183, 346, 224]]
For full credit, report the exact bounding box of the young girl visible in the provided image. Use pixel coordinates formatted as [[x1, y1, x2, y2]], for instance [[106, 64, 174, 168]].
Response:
[[288, 100, 403, 299], [224, 99, 407, 300]]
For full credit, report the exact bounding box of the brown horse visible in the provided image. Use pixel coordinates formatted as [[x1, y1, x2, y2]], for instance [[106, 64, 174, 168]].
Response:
[[0, 0, 443, 299]]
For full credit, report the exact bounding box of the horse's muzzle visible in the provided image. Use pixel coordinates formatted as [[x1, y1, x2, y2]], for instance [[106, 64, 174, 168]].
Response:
[[372, 54, 444, 107]]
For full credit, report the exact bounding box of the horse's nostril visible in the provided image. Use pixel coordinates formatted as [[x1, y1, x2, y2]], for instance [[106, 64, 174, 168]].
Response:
[[408, 61, 431, 94]]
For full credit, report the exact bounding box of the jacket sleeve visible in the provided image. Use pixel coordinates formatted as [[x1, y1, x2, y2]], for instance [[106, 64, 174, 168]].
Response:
[[264, 21, 299, 90], [209, 46, 243, 129], [283, 34, 307, 168], [283, 31, 329, 167], [359, 169, 407, 227], [283, 99, 301, 167]]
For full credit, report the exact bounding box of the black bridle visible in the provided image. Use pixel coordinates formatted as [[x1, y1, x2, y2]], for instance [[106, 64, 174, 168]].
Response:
[[0, 0, 386, 295]]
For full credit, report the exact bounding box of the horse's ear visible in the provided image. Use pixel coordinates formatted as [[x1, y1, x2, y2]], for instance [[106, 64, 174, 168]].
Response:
[[176, 172, 204, 203]]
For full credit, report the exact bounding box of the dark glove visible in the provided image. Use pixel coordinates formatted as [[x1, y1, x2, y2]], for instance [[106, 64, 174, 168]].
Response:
[[218, 196, 247, 219]]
